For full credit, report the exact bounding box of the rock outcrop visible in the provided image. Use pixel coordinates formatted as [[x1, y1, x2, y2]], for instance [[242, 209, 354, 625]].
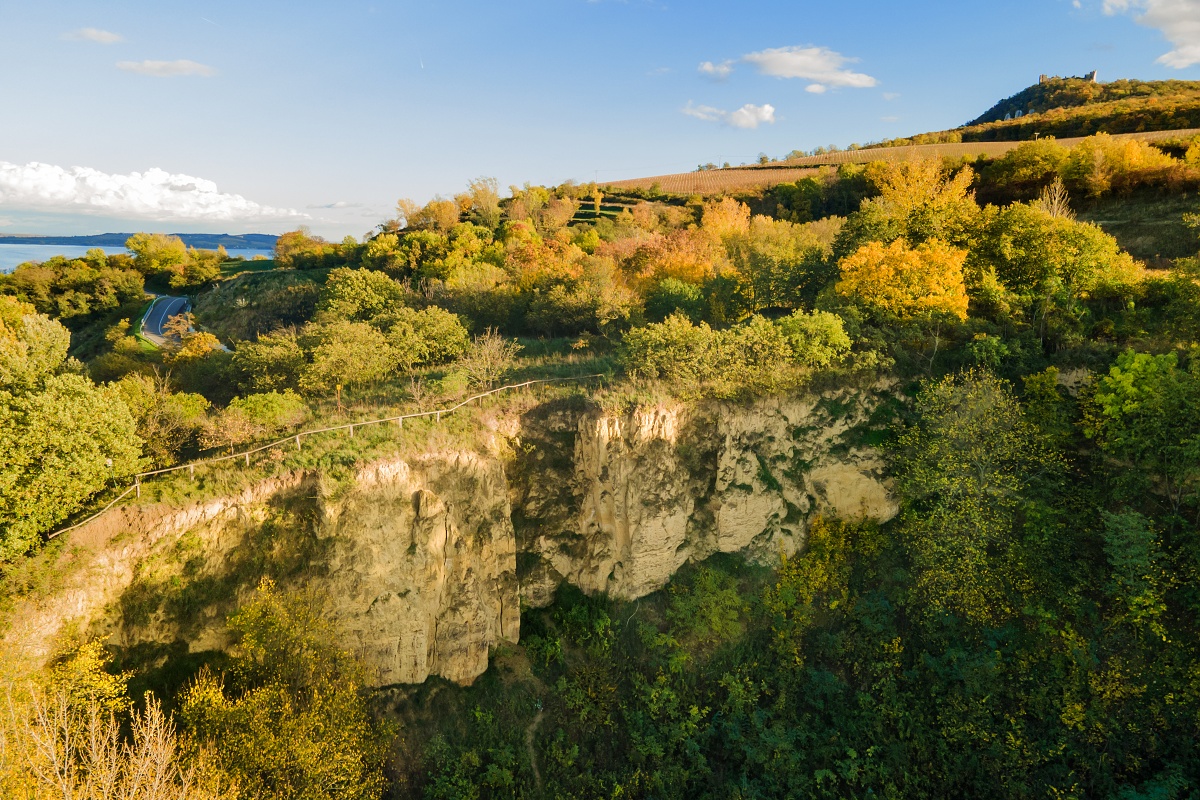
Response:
[[2, 385, 897, 687], [321, 453, 519, 685], [514, 385, 898, 602]]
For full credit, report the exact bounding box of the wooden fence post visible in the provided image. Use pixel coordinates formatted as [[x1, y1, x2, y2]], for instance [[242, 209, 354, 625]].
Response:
[[189, 464, 194, 480], [135, 477, 141, 499], [296, 435, 301, 450], [245, 453, 250, 466], [349, 425, 354, 438]]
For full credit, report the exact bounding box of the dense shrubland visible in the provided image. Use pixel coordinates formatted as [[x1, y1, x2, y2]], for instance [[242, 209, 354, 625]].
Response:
[[3, 124, 1200, 797]]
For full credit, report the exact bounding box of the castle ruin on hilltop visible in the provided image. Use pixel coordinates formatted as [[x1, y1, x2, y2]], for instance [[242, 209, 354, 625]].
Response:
[[1040, 70, 1098, 84]]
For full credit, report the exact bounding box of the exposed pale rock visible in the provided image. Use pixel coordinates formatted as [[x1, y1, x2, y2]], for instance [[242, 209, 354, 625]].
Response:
[[3, 383, 899, 687], [515, 384, 899, 601], [322, 452, 518, 686]]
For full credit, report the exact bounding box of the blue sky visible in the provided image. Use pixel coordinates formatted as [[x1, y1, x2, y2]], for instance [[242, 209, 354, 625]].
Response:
[[0, 0, 1197, 238]]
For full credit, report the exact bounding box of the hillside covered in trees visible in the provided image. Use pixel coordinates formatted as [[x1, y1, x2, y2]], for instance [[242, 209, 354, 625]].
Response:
[[2, 122, 1200, 798], [869, 76, 1200, 147]]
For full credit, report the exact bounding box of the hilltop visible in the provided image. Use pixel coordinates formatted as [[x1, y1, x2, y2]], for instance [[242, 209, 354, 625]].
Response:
[[877, 75, 1200, 146]]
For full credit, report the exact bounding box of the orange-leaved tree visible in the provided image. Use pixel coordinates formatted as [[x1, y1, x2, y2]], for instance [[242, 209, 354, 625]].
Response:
[[836, 238, 969, 320]]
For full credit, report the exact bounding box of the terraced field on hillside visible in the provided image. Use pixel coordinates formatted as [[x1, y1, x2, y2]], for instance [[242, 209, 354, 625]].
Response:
[[603, 127, 1200, 194]]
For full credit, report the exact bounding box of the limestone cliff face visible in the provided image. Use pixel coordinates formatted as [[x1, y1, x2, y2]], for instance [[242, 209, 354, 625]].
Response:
[[3, 384, 897, 688], [1, 452, 517, 688], [320, 453, 519, 686], [514, 384, 898, 603]]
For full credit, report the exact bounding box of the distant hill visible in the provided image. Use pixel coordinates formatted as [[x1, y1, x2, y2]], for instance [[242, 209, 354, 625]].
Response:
[[0, 233, 277, 250], [877, 76, 1200, 146]]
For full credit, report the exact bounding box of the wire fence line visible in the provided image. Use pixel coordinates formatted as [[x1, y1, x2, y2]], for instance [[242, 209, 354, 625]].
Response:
[[44, 373, 605, 543], [46, 486, 138, 542]]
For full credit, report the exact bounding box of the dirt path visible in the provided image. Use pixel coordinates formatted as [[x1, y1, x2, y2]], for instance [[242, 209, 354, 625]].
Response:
[[525, 707, 544, 792]]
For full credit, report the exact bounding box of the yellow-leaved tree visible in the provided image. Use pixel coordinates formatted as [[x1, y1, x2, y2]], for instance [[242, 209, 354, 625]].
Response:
[[835, 238, 969, 320]]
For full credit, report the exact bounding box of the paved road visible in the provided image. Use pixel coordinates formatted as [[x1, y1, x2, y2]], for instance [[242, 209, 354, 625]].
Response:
[[141, 296, 189, 346]]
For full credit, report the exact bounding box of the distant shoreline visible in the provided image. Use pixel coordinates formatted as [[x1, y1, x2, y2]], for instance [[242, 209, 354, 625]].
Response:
[[0, 233, 278, 250]]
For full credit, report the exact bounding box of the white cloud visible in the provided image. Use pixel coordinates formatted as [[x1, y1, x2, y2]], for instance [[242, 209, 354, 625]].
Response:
[[1105, 0, 1200, 67], [883, 92, 901, 101], [698, 59, 734, 79], [0, 162, 305, 222], [805, 84, 827, 94], [63, 27, 124, 44], [307, 201, 363, 209], [727, 103, 776, 128], [682, 103, 724, 123], [116, 59, 216, 77], [741, 45, 877, 93], [682, 102, 775, 129]]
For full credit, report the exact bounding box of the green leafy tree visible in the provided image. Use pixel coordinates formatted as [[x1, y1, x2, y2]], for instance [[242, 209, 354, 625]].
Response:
[[373, 306, 470, 369], [0, 374, 140, 558], [1084, 349, 1200, 515], [114, 373, 210, 466], [201, 390, 308, 450], [972, 202, 1143, 335], [299, 321, 395, 393], [315, 267, 407, 322], [774, 309, 852, 368], [644, 278, 705, 323], [896, 368, 1057, 623], [621, 313, 719, 385], [233, 329, 307, 392]]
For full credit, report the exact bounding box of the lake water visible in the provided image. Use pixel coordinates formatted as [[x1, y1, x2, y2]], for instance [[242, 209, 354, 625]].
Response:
[[0, 243, 275, 272]]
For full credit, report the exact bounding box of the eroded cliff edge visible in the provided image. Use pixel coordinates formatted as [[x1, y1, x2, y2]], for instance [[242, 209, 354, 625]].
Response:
[[2, 384, 898, 688]]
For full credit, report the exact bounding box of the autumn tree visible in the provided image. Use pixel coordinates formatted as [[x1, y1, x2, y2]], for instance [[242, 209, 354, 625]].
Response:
[[126, 232, 188, 275], [454, 176, 503, 229], [701, 197, 752, 240], [837, 159, 980, 255], [180, 580, 391, 800], [835, 238, 969, 320], [398, 196, 460, 232]]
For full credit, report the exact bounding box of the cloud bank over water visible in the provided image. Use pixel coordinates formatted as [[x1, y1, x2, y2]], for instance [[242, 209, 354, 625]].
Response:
[[0, 162, 305, 222]]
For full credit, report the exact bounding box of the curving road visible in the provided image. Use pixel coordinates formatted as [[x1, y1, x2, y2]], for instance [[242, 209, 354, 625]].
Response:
[[141, 296, 190, 347]]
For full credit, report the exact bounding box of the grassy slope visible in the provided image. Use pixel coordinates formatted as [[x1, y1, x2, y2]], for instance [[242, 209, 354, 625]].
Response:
[[1078, 192, 1199, 264]]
